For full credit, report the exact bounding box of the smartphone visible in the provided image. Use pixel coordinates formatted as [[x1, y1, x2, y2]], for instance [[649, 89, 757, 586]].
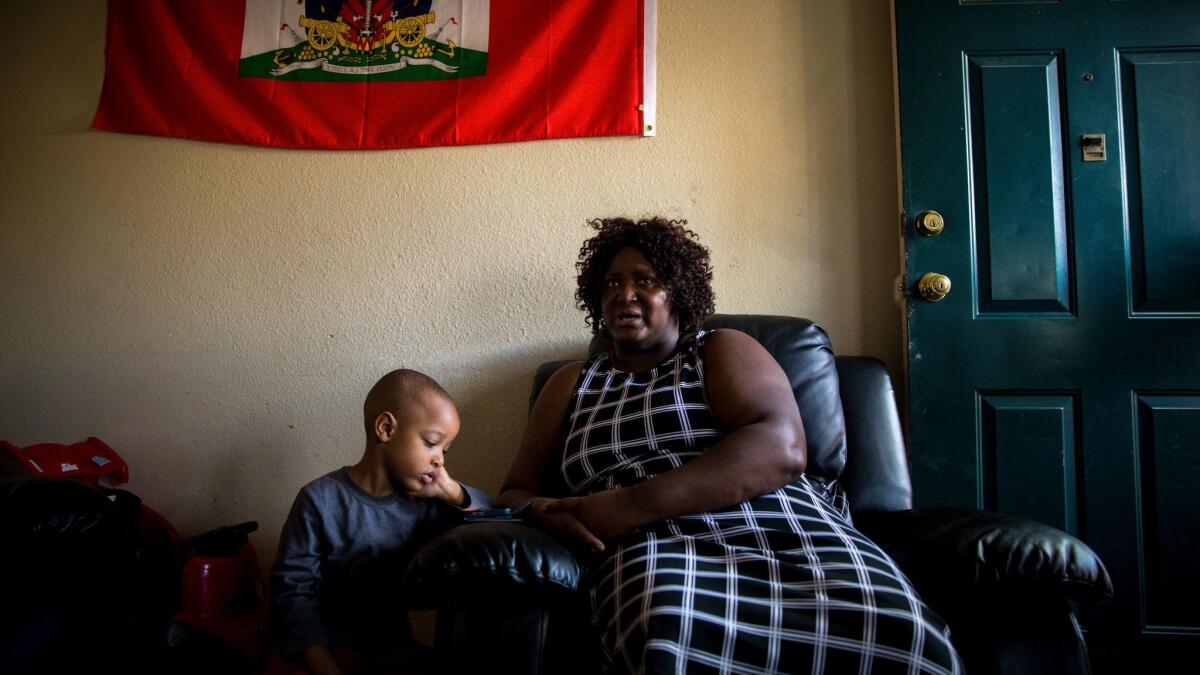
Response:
[[463, 507, 515, 522]]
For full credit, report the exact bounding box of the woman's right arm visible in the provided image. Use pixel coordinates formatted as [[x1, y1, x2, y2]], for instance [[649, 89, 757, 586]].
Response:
[[499, 361, 604, 552]]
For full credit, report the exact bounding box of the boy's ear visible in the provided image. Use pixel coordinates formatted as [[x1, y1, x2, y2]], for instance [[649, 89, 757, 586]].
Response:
[[374, 411, 398, 443]]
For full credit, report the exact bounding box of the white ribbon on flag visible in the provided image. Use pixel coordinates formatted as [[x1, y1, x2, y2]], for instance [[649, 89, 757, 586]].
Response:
[[321, 57, 460, 75], [269, 59, 328, 76], [270, 57, 460, 77]]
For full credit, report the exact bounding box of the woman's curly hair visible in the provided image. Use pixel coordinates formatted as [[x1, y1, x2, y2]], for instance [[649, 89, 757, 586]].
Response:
[[575, 217, 716, 338]]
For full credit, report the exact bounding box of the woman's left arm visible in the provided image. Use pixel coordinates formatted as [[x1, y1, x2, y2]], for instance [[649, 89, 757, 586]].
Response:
[[547, 329, 806, 540]]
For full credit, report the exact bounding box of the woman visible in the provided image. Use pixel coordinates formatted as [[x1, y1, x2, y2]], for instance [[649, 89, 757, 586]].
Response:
[[500, 217, 961, 674]]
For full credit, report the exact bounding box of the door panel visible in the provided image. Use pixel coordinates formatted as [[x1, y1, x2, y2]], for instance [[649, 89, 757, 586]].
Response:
[[1134, 394, 1200, 632], [968, 53, 1074, 313], [979, 393, 1080, 533], [1118, 50, 1200, 313], [896, 0, 1200, 667]]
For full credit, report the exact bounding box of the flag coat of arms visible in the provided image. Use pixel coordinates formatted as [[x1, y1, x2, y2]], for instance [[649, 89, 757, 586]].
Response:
[[94, 0, 656, 150]]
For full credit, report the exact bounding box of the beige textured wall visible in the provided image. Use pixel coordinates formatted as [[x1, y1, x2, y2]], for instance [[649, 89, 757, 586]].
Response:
[[0, 1, 900, 558]]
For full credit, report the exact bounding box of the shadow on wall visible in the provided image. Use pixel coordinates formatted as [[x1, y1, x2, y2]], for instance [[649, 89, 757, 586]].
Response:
[[794, 0, 901, 374], [441, 340, 588, 494]]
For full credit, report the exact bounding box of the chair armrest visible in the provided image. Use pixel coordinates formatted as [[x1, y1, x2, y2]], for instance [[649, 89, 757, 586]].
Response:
[[856, 508, 1112, 604], [404, 521, 582, 609]]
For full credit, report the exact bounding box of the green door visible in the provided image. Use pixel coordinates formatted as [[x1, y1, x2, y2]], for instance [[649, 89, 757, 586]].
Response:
[[897, 0, 1200, 668]]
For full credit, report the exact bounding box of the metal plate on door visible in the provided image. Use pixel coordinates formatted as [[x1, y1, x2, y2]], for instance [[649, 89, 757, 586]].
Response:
[[1081, 134, 1106, 161]]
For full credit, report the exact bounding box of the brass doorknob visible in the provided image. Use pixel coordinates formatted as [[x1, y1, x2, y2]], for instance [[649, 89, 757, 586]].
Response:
[[918, 273, 951, 302], [915, 210, 945, 236]]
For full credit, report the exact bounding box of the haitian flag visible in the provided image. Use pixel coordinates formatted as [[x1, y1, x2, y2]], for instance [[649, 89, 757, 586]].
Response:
[[94, 0, 656, 150]]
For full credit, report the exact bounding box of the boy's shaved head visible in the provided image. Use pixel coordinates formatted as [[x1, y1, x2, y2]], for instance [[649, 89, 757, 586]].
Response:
[[363, 369, 452, 436]]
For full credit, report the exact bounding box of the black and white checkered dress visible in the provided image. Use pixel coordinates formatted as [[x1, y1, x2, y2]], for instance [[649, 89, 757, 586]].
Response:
[[562, 332, 962, 674]]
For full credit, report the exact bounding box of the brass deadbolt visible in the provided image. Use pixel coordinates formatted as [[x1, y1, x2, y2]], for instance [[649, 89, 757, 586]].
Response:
[[915, 210, 945, 236], [918, 273, 952, 302]]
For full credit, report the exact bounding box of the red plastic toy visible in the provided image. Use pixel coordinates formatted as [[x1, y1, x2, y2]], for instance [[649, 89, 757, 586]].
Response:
[[1, 436, 129, 485], [171, 522, 271, 666]]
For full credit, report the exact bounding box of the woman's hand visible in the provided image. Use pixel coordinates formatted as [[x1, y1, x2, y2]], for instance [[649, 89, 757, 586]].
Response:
[[524, 496, 607, 553], [544, 489, 640, 545]]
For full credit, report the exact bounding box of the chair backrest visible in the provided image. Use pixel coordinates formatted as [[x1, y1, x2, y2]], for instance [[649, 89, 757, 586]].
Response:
[[532, 314, 847, 481], [695, 314, 848, 481], [530, 314, 912, 510]]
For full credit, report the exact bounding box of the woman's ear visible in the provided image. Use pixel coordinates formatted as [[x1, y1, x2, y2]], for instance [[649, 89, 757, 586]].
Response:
[[373, 411, 397, 443]]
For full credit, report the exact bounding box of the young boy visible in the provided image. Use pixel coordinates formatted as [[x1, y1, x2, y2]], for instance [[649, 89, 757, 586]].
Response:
[[271, 369, 491, 675]]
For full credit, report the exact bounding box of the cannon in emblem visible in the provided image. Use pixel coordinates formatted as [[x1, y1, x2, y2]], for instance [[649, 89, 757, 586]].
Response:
[[299, 15, 349, 52], [384, 11, 436, 49]]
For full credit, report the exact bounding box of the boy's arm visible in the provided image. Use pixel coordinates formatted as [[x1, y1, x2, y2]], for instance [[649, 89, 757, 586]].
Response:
[[301, 644, 346, 675], [270, 490, 330, 658], [457, 480, 494, 511]]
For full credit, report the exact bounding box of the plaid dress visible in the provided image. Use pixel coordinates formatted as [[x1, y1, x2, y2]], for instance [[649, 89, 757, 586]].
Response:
[[562, 332, 962, 674]]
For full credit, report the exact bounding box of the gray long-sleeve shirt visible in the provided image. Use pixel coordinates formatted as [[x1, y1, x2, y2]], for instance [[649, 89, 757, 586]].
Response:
[[270, 467, 492, 656]]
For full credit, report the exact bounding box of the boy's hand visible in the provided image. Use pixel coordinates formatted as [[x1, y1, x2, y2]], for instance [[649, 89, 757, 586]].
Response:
[[408, 466, 467, 507]]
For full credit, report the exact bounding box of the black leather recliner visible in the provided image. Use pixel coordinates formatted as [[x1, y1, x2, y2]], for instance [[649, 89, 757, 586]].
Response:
[[404, 315, 1112, 674]]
